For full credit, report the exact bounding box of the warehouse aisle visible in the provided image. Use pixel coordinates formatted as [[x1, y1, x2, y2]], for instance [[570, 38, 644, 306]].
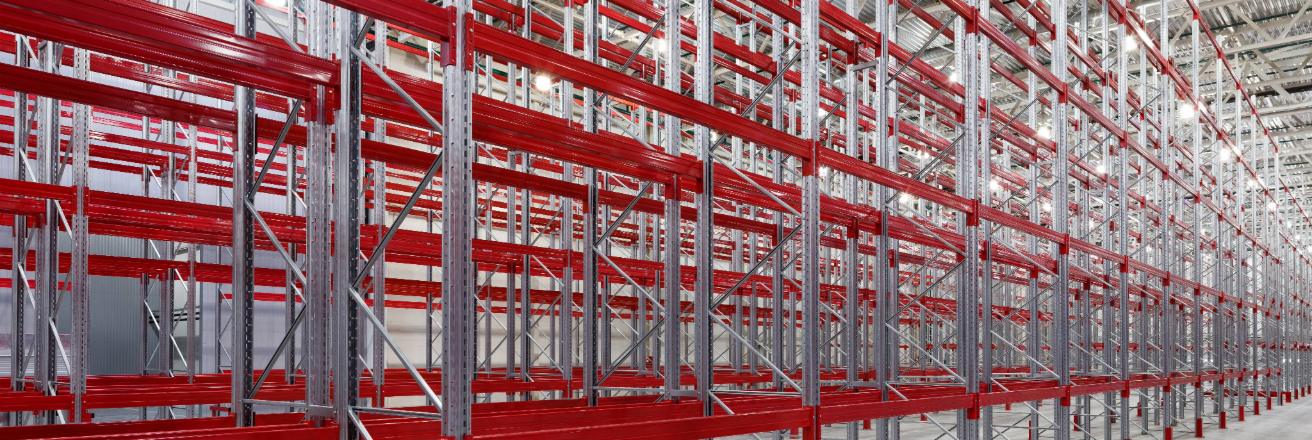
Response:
[[724, 394, 1312, 439], [1195, 397, 1312, 440]]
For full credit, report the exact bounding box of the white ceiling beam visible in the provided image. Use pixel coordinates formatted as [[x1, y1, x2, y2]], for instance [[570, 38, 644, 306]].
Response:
[[1271, 126, 1312, 139], [1262, 102, 1312, 118], [1206, 71, 1312, 95]]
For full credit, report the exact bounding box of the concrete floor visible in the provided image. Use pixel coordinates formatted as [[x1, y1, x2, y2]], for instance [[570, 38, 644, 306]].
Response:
[[1170, 396, 1312, 440], [79, 392, 1312, 439], [727, 394, 1312, 440]]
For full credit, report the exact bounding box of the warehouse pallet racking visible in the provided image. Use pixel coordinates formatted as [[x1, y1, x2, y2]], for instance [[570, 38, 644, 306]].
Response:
[[0, 0, 1310, 438]]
